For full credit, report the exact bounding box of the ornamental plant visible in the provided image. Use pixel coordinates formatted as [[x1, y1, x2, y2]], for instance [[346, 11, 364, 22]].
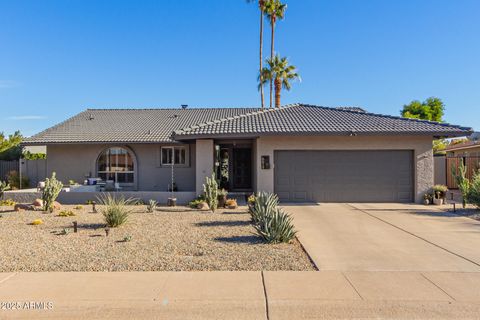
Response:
[[98, 194, 135, 228], [42, 172, 63, 212], [452, 162, 470, 208], [203, 173, 219, 212]]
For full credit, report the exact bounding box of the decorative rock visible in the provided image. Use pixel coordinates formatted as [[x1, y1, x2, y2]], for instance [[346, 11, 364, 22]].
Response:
[[32, 199, 43, 207], [196, 202, 209, 210], [14, 203, 31, 211], [53, 201, 62, 210]]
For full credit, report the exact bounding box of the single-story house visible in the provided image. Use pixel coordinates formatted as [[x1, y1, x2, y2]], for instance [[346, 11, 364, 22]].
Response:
[[22, 104, 472, 203], [445, 139, 480, 157]]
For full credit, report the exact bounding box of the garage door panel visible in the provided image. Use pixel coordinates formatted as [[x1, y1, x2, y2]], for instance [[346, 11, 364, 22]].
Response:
[[274, 150, 413, 203]]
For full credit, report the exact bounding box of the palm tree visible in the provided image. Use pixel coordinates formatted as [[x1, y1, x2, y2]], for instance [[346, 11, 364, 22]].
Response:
[[264, 0, 286, 108], [260, 55, 300, 108], [247, 0, 267, 109]]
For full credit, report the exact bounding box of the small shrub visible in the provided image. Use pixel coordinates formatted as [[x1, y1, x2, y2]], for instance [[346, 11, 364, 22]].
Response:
[[0, 180, 10, 198], [85, 200, 94, 205], [254, 208, 297, 244], [60, 228, 71, 235], [203, 173, 218, 212], [58, 210, 76, 217], [123, 235, 132, 242], [247, 194, 256, 205], [0, 199, 16, 206], [6, 170, 29, 189], [31, 219, 43, 225], [74, 205, 83, 210], [146, 199, 158, 213], [432, 184, 448, 199], [135, 199, 145, 206], [42, 172, 63, 212], [98, 194, 135, 228]]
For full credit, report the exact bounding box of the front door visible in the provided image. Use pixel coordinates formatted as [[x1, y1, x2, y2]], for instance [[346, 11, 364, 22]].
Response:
[[232, 148, 252, 190]]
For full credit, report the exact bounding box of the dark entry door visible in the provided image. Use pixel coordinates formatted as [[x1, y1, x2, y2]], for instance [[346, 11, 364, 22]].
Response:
[[232, 148, 252, 190]]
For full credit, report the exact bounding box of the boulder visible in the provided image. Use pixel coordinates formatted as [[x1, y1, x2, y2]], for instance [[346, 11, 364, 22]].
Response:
[[196, 202, 209, 210], [14, 203, 32, 211], [32, 199, 43, 207], [53, 201, 62, 210]]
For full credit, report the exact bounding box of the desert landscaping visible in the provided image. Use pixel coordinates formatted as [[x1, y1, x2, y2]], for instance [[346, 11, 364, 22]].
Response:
[[0, 202, 315, 272]]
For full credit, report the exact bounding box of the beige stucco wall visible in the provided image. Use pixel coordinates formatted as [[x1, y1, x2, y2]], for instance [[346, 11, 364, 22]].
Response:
[[195, 139, 214, 195], [254, 135, 434, 203], [46, 143, 196, 191]]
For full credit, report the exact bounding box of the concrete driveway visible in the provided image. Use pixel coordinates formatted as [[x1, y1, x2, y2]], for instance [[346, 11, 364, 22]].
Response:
[[287, 203, 480, 272]]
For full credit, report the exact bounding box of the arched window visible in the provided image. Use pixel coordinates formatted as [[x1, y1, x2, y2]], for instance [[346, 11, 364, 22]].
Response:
[[97, 147, 134, 184]]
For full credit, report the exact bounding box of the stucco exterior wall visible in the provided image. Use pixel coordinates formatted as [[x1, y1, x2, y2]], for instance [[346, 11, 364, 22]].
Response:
[[254, 135, 434, 203], [195, 139, 214, 195], [46, 143, 196, 191]]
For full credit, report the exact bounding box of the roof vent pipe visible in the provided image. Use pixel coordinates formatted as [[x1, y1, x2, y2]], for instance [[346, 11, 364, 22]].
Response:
[[181, 104, 188, 109]]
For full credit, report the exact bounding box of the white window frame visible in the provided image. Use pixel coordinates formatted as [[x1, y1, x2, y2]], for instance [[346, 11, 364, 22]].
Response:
[[160, 145, 189, 167]]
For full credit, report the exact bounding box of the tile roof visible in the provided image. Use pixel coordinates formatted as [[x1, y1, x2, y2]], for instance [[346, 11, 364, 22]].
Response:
[[23, 104, 472, 145], [173, 104, 472, 139], [23, 108, 260, 144]]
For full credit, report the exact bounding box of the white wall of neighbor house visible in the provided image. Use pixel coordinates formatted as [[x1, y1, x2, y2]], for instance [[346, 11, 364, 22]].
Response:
[[195, 139, 214, 196], [46, 143, 196, 192], [254, 135, 434, 203]]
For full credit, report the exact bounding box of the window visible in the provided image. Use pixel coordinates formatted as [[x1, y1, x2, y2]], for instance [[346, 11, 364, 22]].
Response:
[[161, 146, 187, 165], [97, 147, 134, 184]]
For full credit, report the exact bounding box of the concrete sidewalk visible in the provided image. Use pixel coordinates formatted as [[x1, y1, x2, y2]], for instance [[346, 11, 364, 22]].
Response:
[[1, 271, 480, 319]]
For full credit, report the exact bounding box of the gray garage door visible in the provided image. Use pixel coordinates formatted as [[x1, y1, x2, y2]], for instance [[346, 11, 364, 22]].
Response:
[[274, 150, 413, 203]]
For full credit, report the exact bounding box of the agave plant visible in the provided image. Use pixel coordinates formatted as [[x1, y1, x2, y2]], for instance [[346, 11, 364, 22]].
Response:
[[250, 191, 278, 224], [146, 199, 158, 213], [254, 208, 297, 243]]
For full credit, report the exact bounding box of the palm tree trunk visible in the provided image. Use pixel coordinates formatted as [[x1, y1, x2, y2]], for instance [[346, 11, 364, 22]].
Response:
[[274, 78, 281, 108], [270, 18, 275, 108], [259, 9, 264, 109]]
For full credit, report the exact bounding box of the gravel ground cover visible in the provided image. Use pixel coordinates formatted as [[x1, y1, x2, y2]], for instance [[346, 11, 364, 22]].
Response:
[[0, 205, 315, 272]]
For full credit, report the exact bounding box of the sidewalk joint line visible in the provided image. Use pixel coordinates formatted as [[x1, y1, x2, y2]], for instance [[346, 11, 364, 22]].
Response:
[[261, 271, 270, 320], [421, 273, 456, 302], [342, 272, 364, 300], [347, 204, 480, 269], [0, 272, 17, 286]]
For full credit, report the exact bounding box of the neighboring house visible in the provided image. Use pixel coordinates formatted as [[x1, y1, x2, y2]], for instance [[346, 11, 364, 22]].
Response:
[[445, 136, 480, 157], [22, 104, 472, 203]]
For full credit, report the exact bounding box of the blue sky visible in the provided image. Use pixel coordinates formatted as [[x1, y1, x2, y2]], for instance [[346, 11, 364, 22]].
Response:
[[0, 0, 479, 137]]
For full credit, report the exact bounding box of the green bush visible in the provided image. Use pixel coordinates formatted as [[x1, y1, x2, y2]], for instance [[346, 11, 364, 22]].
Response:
[[58, 210, 75, 217], [42, 172, 63, 212], [254, 208, 297, 244], [189, 196, 206, 209], [6, 170, 29, 189], [98, 194, 135, 227], [203, 173, 218, 212], [0, 181, 10, 199]]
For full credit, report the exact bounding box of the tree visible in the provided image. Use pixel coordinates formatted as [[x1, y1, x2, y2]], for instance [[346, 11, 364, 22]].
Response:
[[247, 0, 267, 109], [264, 0, 286, 108], [400, 97, 445, 122], [260, 55, 300, 108], [0, 131, 23, 160]]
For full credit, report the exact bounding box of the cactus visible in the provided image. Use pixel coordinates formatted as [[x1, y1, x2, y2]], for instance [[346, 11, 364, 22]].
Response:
[[0, 181, 10, 199], [203, 173, 218, 212], [42, 172, 63, 213], [250, 191, 279, 224]]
